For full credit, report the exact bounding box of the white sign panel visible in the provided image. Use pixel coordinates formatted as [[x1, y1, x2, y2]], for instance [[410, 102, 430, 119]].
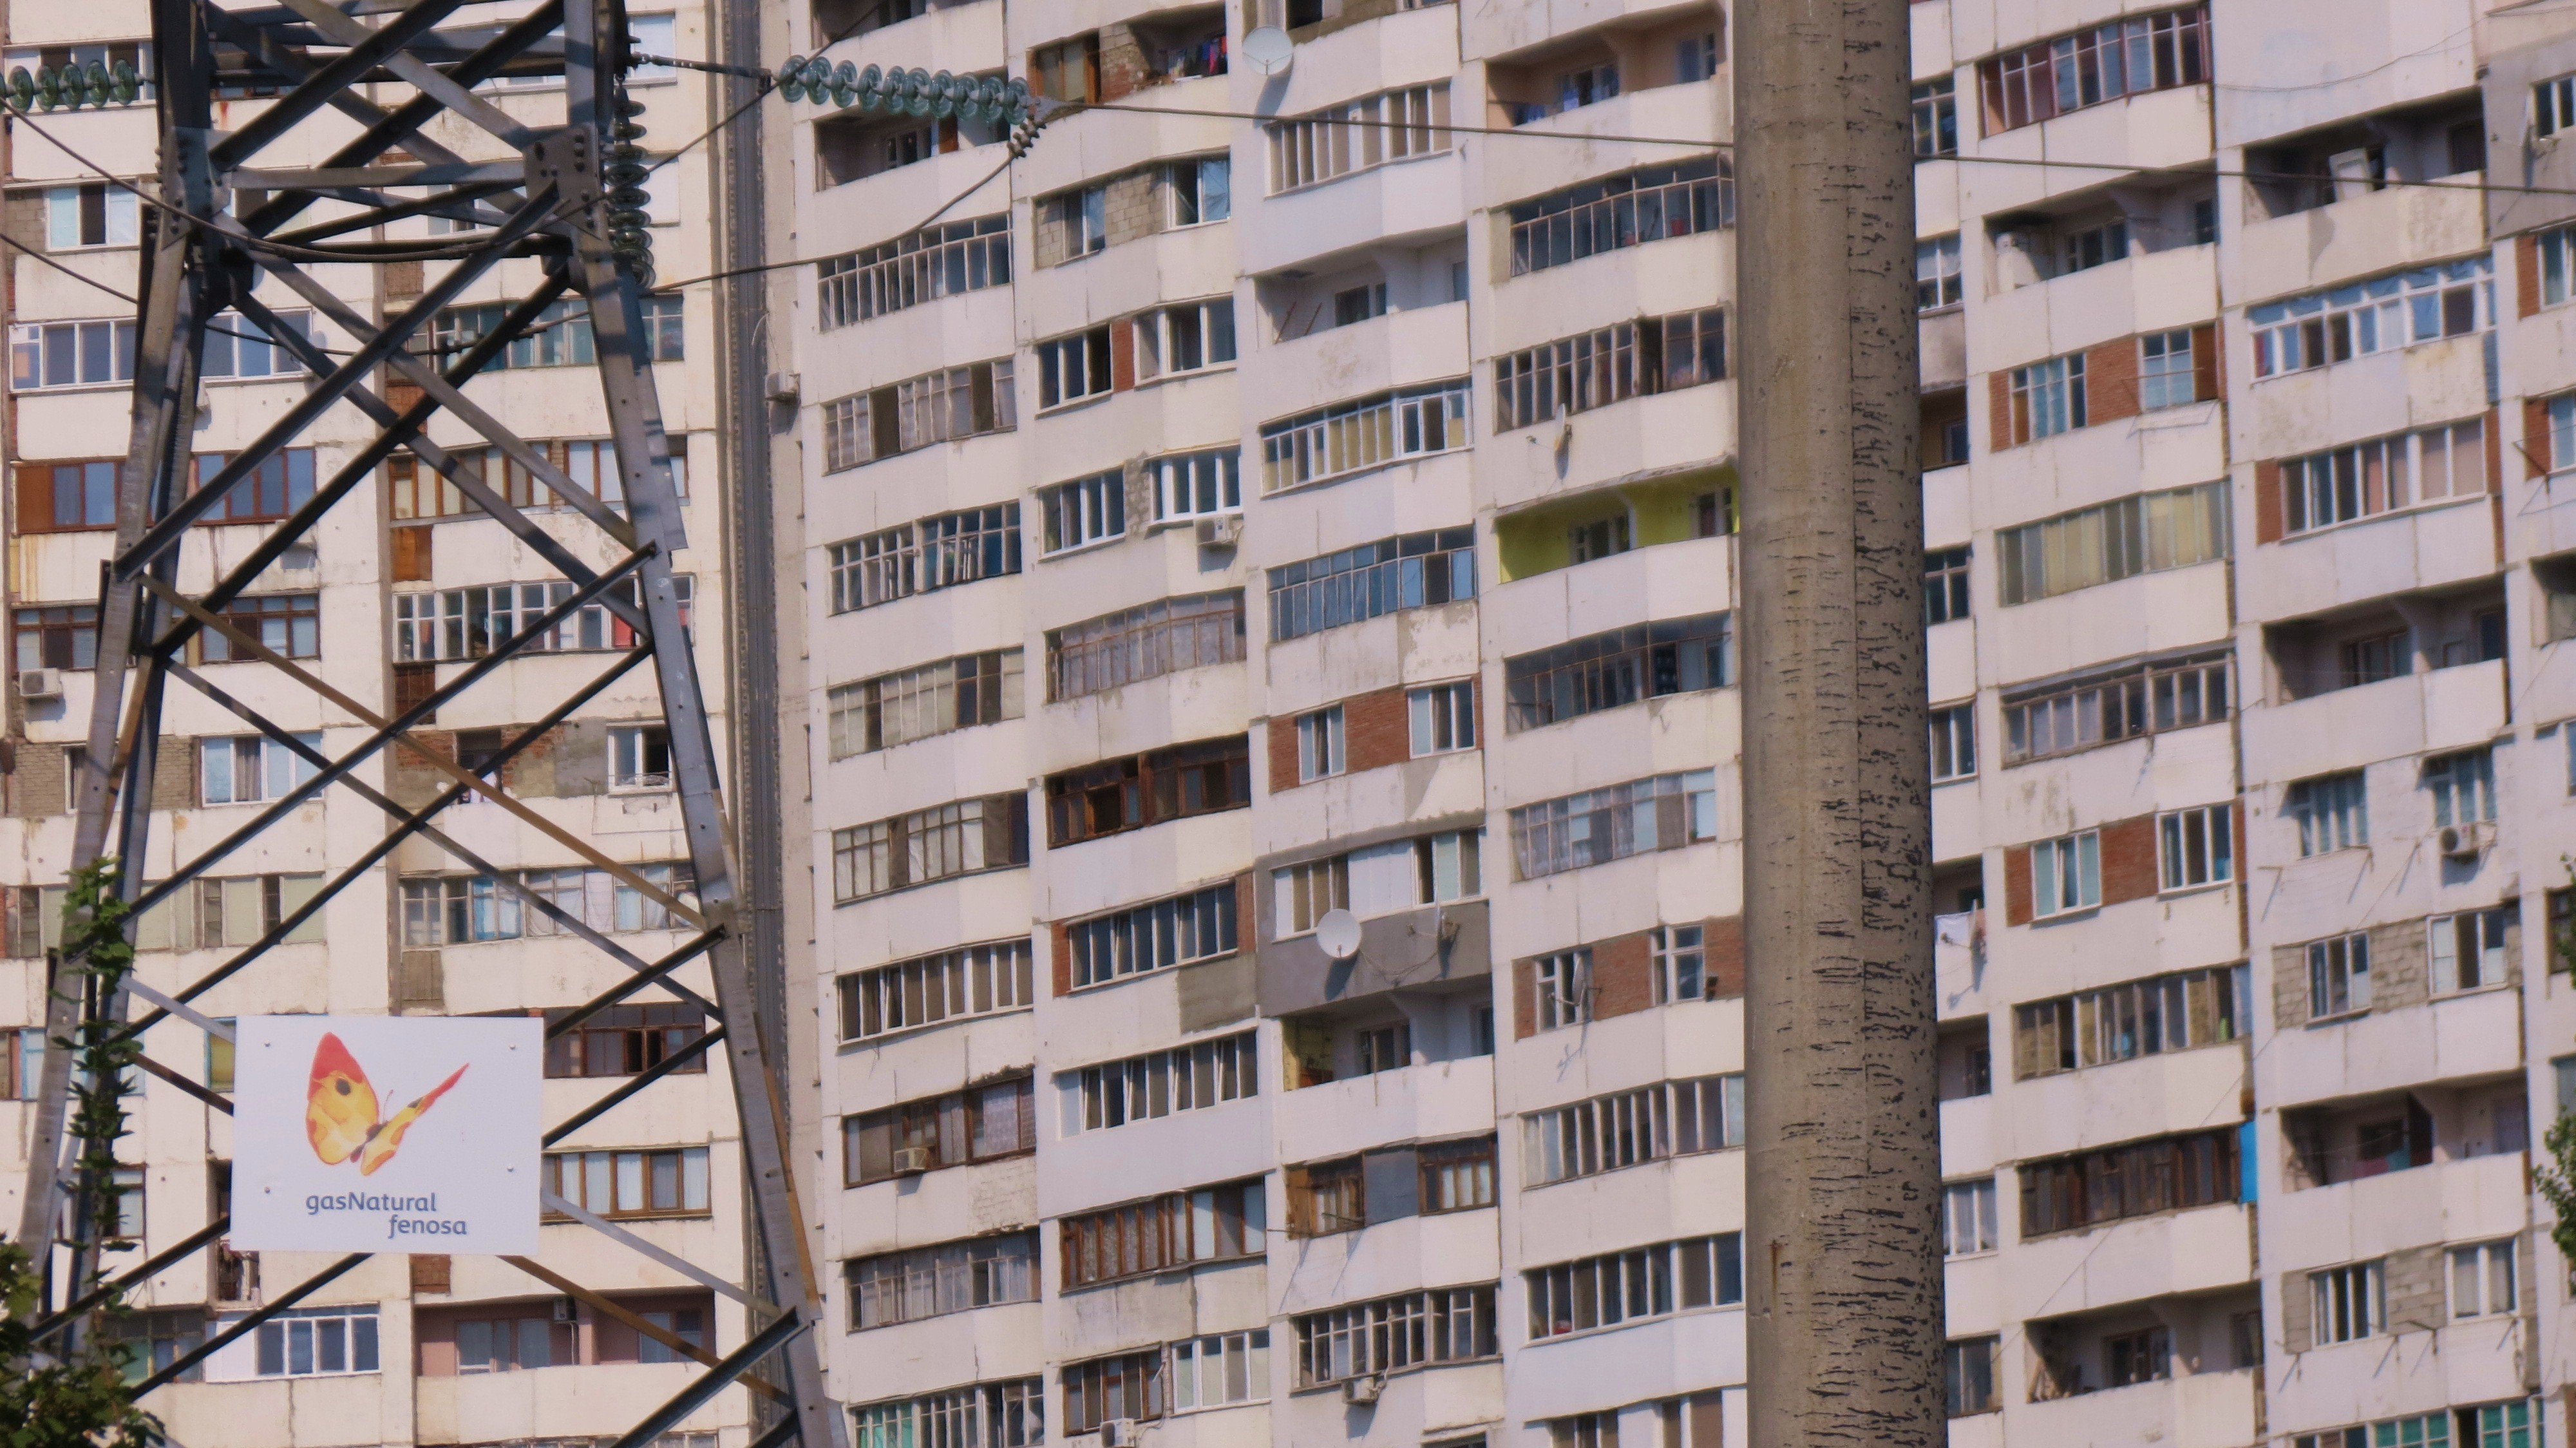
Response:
[[232, 1014, 542, 1255]]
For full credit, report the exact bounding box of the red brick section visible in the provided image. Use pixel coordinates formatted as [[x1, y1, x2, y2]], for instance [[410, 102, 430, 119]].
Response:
[[2002, 844, 2032, 926], [1987, 370, 2012, 453], [2253, 461, 2283, 546], [2098, 815, 2159, 906], [392, 526, 433, 583], [1513, 958, 1536, 1040], [1265, 715, 1298, 795], [1344, 685, 1408, 772], [2521, 233, 2543, 319], [2485, 406, 2505, 492], [2528, 398, 2555, 479], [1704, 916, 1746, 998], [1111, 322, 1136, 392], [1590, 931, 1654, 1022], [2191, 322, 2220, 404], [1096, 25, 1144, 102], [2085, 336, 2140, 424], [1050, 919, 1074, 996]]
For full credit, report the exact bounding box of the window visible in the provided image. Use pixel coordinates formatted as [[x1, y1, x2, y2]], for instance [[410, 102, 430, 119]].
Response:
[[818, 359, 1016, 471], [1503, 614, 1734, 731], [1036, 326, 1115, 410], [192, 593, 320, 663], [1171, 1329, 1269, 1411], [1271, 829, 1483, 935], [2310, 1261, 2384, 1344], [2007, 354, 2087, 441], [211, 1304, 379, 1381], [1059, 1178, 1264, 1288], [1945, 1338, 1998, 1416], [2430, 908, 2510, 995], [1551, 1413, 1620, 1448], [1527, 1235, 1743, 1339], [1409, 681, 1477, 756], [1929, 704, 1976, 781], [2294, 1418, 2451, 1448], [1916, 234, 1963, 310], [1294, 1286, 1496, 1385], [851, 1381, 1043, 1448], [2105, 1327, 2171, 1386], [825, 504, 1021, 611], [1168, 155, 1232, 225], [1913, 77, 1958, 157], [390, 576, 693, 661], [846, 1232, 1037, 1329], [2451, 1240, 2517, 1319], [4, 43, 155, 109], [1259, 379, 1471, 491], [2288, 771, 2369, 855], [200, 733, 323, 806], [607, 725, 670, 790], [1333, 283, 1387, 326], [2281, 418, 2487, 534], [13, 459, 118, 533], [1978, 6, 2208, 133], [1150, 449, 1242, 520], [2306, 933, 2371, 1018], [1038, 470, 1126, 553], [837, 939, 1034, 1042], [1996, 483, 2229, 604], [2470, 1404, 2537, 1448], [202, 310, 319, 379], [193, 448, 321, 524], [5, 1025, 43, 1098], [1044, 736, 1251, 846], [400, 864, 696, 944], [1287, 1156, 1367, 1235], [2159, 804, 2233, 889], [1295, 706, 1346, 781], [1508, 159, 1734, 276], [1063, 1032, 1258, 1135], [1942, 1179, 1998, 1255], [1533, 950, 1591, 1031], [1046, 592, 1245, 700], [2017, 1128, 2239, 1236], [544, 1004, 707, 1079], [1522, 1074, 1743, 1186], [2543, 225, 2576, 310], [2139, 329, 2197, 408], [1676, 32, 1720, 83], [1068, 883, 1239, 988], [826, 651, 1023, 757], [542, 1147, 711, 1220], [2425, 748, 2496, 826], [1267, 528, 1477, 642], [831, 792, 1030, 900], [386, 439, 690, 522], [45, 182, 140, 249], [2249, 257, 2494, 377], [1266, 83, 1451, 193], [430, 299, 601, 370], [1510, 769, 1719, 879], [1135, 300, 1237, 381], [2544, 75, 2576, 138], [1924, 546, 1971, 623], [2060, 218, 2128, 274], [1650, 924, 1709, 1004], [816, 215, 1010, 329], [1491, 309, 1727, 431], [1422, 1138, 1496, 1211], [1063, 1351, 1162, 1433], [15, 605, 99, 671], [2029, 831, 2099, 917], [110, 1311, 202, 1386], [2013, 966, 2251, 1077], [9, 318, 136, 390], [844, 1076, 1034, 1185]]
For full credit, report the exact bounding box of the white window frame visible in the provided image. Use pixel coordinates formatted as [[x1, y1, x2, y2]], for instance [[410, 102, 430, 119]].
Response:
[[2289, 770, 2369, 856], [1061, 184, 1108, 257], [1408, 680, 1476, 756], [2449, 1239, 2517, 1319], [2157, 803, 2233, 891], [1166, 155, 1232, 227], [2429, 907, 2510, 995], [46, 183, 139, 251], [1941, 1178, 1998, 1257], [2309, 1260, 2384, 1344], [1039, 470, 1126, 555], [201, 732, 323, 806], [2425, 747, 2497, 827], [8, 318, 137, 391], [1170, 1328, 1271, 1411], [608, 724, 672, 792], [625, 14, 677, 81], [2249, 258, 2495, 379], [1915, 234, 1962, 312], [2139, 329, 2195, 409], [1295, 705, 1346, 782], [2029, 831, 2100, 918], [1533, 949, 1590, 1030], [2307, 933, 2371, 1018], [1135, 298, 1237, 382], [1035, 328, 1113, 411], [1929, 702, 1975, 781], [1150, 449, 1241, 522], [1649, 923, 1705, 1004], [2540, 74, 2576, 138]]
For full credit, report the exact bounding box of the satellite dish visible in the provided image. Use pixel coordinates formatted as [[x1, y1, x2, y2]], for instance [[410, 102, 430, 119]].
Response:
[[1314, 908, 1361, 961], [1242, 26, 1294, 77]]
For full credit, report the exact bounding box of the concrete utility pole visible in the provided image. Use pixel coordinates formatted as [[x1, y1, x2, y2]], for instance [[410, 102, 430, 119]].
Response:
[[1733, 0, 1944, 1445]]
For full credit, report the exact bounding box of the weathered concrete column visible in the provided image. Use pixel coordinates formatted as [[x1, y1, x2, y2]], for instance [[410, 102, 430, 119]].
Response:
[[1732, 0, 1943, 1445]]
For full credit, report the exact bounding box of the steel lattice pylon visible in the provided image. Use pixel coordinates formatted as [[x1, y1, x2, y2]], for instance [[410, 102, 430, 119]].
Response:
[[9, 2, 841, 1444]]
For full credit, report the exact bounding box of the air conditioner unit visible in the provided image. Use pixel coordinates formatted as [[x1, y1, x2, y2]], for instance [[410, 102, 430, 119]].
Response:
[[18, 669, 62, 701], [1341, 1374, 1384, 1405], [1100, 1418, 1141, 1447], [1196, 515, 1244, 548], [2438, 822, 2492, 861], [766, 370, 802, 405], [892, 1145, 934, 1175], [553, 1297, 579, 1323]]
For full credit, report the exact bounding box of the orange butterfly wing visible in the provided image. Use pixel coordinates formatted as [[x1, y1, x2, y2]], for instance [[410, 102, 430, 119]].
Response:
[[305, 1032, 382, 1167]]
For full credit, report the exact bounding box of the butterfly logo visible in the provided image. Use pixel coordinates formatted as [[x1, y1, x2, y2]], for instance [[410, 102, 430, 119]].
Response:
[[305, 1032, 469, 1176]]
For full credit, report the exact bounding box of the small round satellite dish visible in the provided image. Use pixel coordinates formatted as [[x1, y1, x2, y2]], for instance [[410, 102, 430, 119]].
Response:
[[1314, 908, 1361, 961], [1242, 26, 1294, 77]]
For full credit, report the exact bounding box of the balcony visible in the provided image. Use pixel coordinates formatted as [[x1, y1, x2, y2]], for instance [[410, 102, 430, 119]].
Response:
[[2237, 173, 2486, 309], [1258, 897, 1490, 1018], [2239, 658, 2503, 787], [1243, 303, 1468, 426], [2261, 1147, 2528, 1275], [2263, 985, 2521, 1111], [2014, 1367, 2257, 1448], [2241, 496, 2500, 624], [417, 1362, 731, 1444], [2007, 1203, 2251, 1321]]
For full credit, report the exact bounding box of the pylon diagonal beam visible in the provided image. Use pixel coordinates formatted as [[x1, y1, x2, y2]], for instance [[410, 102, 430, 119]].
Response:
[[266, 0, 535, 149], [502, 1254, 786, 1398], [205, 0, 480, 167], [132, 1253, 368, 1394]]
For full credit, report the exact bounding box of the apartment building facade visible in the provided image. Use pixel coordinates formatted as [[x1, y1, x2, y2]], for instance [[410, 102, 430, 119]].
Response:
[[776, 0, 2576, 1445], [0, 3, 760, 1447]]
